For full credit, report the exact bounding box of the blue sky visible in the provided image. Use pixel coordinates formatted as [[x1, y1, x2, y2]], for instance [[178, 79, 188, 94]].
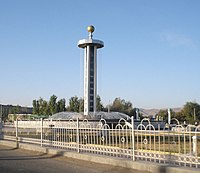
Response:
[[0, 0, 200, 109]]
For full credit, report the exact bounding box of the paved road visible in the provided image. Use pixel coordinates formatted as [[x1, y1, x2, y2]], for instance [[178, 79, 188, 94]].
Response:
[[0, 145, 147, 173]]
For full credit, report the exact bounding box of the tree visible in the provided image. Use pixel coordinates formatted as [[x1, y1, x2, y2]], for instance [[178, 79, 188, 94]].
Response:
[[175, 111, 186, 122], [124, 101, 133, 115], [57, 99, 66, 112], [157, 109, 175, 122], [33, 100, 39, 114], [110, 97, 134, 116], [42, 100, 50, 115], [38, 98, 50, 115], [32, 95, 67, 116], [68, 96, 80, 112], [38, 97, 45, 115], [181, 102, 200, 123], [78, 98, 84, 112], [33, 98, 49, 115], [96, 95, 104, 111], [1, 106, 10, 121], [157, 109, 168, 121], [49, 95, 58, 115], [16, 105, 20, 114], [111, 98, 124, 112]]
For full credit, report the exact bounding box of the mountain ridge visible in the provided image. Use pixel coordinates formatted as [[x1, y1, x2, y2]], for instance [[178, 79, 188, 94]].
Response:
[[139, 107, 183, 117]]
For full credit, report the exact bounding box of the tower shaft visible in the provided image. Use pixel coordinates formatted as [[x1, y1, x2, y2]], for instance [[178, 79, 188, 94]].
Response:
[[84, 45, 97, 115]]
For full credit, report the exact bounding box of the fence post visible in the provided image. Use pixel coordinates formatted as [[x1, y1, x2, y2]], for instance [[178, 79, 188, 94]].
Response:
[[131, 116, 135, 161], [16, 119, 18, 147], [77, 118, 80, 153], [0, 104, 2, 138], [41, 118, 43, 147], [0, 119, 2, 139], [192, 135, 197, 156]]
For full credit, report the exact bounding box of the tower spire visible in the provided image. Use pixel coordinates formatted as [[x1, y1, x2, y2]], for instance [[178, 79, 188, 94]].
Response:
[[87, 25, 95, 39]]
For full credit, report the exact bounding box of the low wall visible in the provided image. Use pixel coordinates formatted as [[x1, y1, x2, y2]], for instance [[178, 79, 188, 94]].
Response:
[[13, 119, 166, 129], [0, 140, 199, 173]]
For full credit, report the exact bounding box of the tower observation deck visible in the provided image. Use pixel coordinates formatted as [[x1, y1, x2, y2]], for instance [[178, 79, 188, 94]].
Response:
[[78, 26, 104, 116]]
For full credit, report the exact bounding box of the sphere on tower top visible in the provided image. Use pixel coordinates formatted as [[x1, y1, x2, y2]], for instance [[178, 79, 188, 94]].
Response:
[[87, 25, 95, 33]]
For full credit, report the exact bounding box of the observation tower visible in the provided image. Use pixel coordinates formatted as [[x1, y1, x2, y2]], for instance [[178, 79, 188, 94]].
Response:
[[78, 26, 104, 116]]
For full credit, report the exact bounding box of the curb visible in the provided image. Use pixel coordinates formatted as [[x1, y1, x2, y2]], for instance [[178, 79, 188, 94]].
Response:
[[0, 140, 199, 173]]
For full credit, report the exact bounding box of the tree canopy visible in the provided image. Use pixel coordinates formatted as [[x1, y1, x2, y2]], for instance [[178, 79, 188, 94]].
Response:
[[32, 95, 136, 117], [157, 109, 175, 121], [181, 102, 200, 123], [67, 96, 80, 112], [156, 102, 200, 124], [32, 95, 66, 116], [110, 97, 135, 116], [31, 94, 200, 125]]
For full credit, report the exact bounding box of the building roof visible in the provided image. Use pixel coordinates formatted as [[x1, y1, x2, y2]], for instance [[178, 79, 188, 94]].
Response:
[[50, 111, 130, 120]]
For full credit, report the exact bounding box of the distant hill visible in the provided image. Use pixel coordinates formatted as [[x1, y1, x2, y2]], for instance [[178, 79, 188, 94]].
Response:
[[139, 107, 183, 117]]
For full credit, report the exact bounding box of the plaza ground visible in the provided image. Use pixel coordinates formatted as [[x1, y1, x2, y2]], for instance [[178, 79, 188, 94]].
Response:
[[0, 144, 147, 173]]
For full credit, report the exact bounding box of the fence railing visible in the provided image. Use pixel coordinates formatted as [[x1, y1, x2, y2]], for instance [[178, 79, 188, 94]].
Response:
[[1, 118, 200, 169]]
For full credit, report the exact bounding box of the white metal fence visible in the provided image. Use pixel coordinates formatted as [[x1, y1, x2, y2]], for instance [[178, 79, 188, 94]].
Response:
[[1, 118, 200, 169]]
